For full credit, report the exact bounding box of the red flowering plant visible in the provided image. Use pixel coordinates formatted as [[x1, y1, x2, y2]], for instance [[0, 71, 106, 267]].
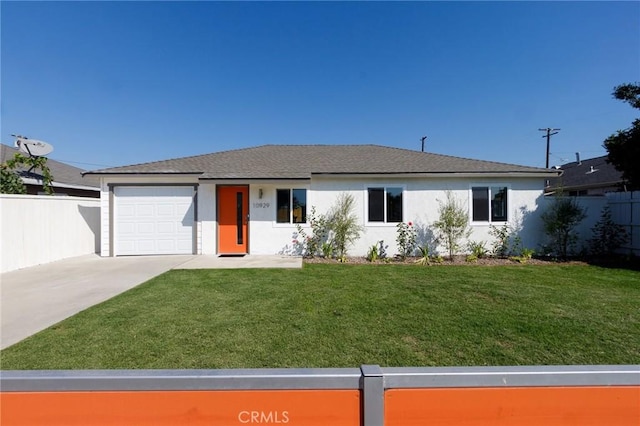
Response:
[[293, 206, 328, 258], [396, 221, 417, 260]]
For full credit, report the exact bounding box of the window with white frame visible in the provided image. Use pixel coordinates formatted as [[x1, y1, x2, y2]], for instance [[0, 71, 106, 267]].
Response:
[[472, 186, 508, 222], [367, 187, 403, 223], [276, 189, 307, 224]]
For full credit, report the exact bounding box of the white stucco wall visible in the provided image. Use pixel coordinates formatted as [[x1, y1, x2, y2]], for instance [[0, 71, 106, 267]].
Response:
[[246, 176, 548, 257], [98, 175, 550, 258], [1, 194, 100, 272], [198, 183, 216, 255], [248, 182, 311, 255]]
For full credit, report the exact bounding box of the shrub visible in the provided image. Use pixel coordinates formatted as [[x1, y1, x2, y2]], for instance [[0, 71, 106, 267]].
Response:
[[376, 240, 388, 260], [541, 197, 587, 258], [489, 223, 510, 257], [415, 245, 431, 266], [433, 191, 471, 259], [326, 193, 363, 260], [396, 222, 417, 260], [467, 240, 488, 258], [366, 244, 379, 262], [295, 207, 328, 257], [588, 206, 629, 256], [510, 248, 535, 264], [321, 242, 334, 259]]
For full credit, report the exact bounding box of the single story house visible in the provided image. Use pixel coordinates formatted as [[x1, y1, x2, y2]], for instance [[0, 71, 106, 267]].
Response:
[[85, 144, 560, 257], [1, 143, 100, 197], [545, 155, 624, 196]]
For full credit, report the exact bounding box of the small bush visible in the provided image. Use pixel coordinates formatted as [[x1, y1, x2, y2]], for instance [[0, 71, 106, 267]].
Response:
[[326, 193, 363, 259], [415, 245, 431, 265], [295, 207, 328, 258], [366, 244, 379, 262], [433, 191, 471, 259], [541, 197, 587, 258], [588, 206, 628, 257], [396, 222, 417, 260], [510, 248, 535, 264], [321, 242, 334, 259], [489, 224, 510, 257], [467, 241, 488, 258]]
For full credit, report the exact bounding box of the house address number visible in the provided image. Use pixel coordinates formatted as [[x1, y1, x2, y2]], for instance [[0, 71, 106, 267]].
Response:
[[253, 202, 271, 209]]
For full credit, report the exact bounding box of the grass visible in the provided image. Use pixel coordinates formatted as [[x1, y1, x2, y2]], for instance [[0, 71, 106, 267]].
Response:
[[1, 264, 638, 369]]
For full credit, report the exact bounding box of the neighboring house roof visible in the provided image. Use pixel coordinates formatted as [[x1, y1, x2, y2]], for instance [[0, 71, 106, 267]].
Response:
[[86, 144, 556, 179], [546, 155, 624, 193], [1, 144, 100, 191]]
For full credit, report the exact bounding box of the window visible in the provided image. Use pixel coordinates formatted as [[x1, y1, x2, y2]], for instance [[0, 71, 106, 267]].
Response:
[[472, 186, 508, 222], [276, 189, 307, 224], [368, 187, 403, 223]]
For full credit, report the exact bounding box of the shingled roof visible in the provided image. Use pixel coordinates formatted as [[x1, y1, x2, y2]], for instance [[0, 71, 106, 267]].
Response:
[[88, 145, 553, 179], [86, 144, 555, 179], [547, 155, 623, 193], [1, 144, 99, 190]]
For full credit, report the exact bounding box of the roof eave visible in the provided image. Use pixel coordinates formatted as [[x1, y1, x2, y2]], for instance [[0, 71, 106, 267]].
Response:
[[311, 171, 560, 179], [83, 171, 204, 176], [547, 180, 624, 191], [21, 177, 99, 191]]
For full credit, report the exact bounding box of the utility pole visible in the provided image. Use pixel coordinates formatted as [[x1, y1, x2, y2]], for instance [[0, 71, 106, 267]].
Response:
[[538, 128, 560, 168], [420, 135, 427, 152]]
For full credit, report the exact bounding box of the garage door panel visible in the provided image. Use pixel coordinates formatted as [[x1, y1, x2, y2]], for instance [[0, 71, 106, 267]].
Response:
[[115, 186, 194, 256], [136, 205, 155, 217], [157, 204, 175, 216], [118, 205, 136, 218], [177, 240, 192, 251], [157, 222, 176, 234], [118, 222, 135, 234], [137, 223, 155, 234]]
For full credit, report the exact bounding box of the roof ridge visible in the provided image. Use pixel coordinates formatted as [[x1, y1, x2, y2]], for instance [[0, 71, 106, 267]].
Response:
[[398, 147, 547, 170], [86, 144, 268, 173]]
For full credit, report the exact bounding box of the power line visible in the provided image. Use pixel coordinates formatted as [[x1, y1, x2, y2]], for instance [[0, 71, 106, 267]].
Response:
[[49, 158, 115, 168], [538, 128, 561, 168]]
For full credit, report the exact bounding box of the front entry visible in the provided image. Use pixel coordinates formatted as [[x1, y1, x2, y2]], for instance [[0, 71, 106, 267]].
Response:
[[217, 186, 249, 254]]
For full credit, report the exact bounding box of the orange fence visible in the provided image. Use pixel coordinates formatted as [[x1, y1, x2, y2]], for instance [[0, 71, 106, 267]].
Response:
[[1, 365, 638, 425], [2, 390, 361, 426]]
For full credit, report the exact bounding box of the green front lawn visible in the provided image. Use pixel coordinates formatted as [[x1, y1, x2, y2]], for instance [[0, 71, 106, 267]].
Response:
[[1, 264, 638, 369]]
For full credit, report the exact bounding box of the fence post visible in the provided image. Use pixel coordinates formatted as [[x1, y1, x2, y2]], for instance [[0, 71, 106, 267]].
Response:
[[361, 365, 384, 426]]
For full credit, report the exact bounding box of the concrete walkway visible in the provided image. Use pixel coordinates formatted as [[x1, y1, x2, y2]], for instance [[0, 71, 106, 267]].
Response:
[[176, 255, 302, 269], [1, 254, 302, 349]]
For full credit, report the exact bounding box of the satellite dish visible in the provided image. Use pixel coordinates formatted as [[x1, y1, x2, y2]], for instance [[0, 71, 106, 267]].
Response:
[[12, 134, 54, 157]]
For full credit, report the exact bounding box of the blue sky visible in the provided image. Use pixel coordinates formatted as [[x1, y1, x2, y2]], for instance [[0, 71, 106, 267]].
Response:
[[2, 1, 639, 170]]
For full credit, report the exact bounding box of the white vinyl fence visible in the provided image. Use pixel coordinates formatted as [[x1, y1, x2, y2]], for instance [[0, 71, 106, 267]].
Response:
[[0, 194, 100, 273], [541, 195, 607, 253], [541, 192, 640, 256], [606, 191, 640, 255]]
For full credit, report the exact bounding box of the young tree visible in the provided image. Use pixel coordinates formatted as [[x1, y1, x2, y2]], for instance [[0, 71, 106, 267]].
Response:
[[603, 83, 640, 190], [432, 191, 470, 259], [326, 193, 363, 261], [588, 206, 628, 257], [541, 197, 587, 258], [0, 152, 54, 195]]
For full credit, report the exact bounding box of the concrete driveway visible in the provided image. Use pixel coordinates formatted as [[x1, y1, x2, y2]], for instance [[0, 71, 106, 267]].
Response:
[[0, 254, 302, 350], [0, 254, 194, 350]]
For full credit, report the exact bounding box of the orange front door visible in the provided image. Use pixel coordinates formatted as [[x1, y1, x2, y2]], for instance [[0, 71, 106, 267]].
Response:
[[218, 186, 249, 254]]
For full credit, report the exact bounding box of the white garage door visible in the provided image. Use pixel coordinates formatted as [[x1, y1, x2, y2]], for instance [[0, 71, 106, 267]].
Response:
[[115, 186, 195, 255]]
